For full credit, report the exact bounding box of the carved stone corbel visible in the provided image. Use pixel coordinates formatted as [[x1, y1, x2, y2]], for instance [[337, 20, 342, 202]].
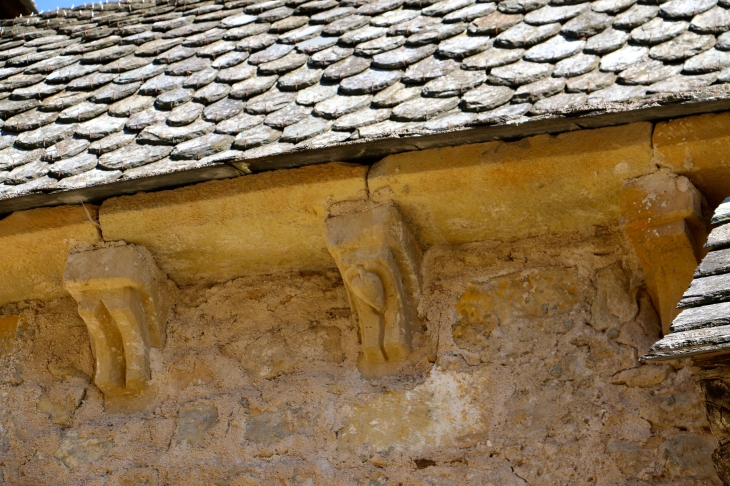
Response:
[[619, 170, 709, 334], [325, 202, 422, 378], [64, 245, 171, 411]]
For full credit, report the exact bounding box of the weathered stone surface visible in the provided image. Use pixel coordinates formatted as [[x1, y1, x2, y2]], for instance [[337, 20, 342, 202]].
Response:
[[495, 21, 561, 48], [0, 98, 40, 118], [403, 56, 459, 83], [99, 143, 174, 170], [246, 91, 296, 114], [171, 133, 234, 160], [296, 82, 339, 105], [462, 46, 525, 70], [166, 102, 205, 127], [277, 65, 322, 91], [661, 0, 716, 19], [588, 84, 647, 103], [691, 6, 730, 34], [424, 109, 476, 130], [264, 103, 312, 128], [296, 35, 339, 55], [126, 108, 170, 130], [155, 88, 194, 110], [138, 120, 215, 145], [599, 45, 649, 71], [322, 55, 372, 82], [371, 8, 419, 27], [212, 50, 250, 70], [5, 160, 50, 185], [554, 53, 600, 77], [232, 124, 282, 149], [109, 95, 155, 118], [584, 28, 629, 55], [54, 436, 113, 469], [531, 92, 587, 114], [649, 31, 716, 62], [333, 107, 391, 130], [423, 69, 486, 97], [248, 43, 294, 65], [258, 51, 309, 75], [80, 45, 136, 65], [340, 68, 402, 94], [406, 22, 468, 46], [202, 98, 245, 123], [225, 23, 271, 42], [88, 132, 137, 155], [444, 3, 496, 22], [48, 153, 97, 178], [42, 137, 90, 162], [280, 116, 332, 142], [524, 4, 587, 25], [4, 109, 58, 132], [75, 114, 129, 140], [524, 35, 585, 62], [16, 123, 77, 149], [216, 63, 257, 85], [619, 60, 682, 85], [631, 18, 688, 45], [489, 60, 552, 86], [468, 11, 523, 35], [514, 76, 565, 102], [192, 82, 231, 104], [461, 84, 514, 111], [165, 57, 210, 77], [114, 63, 167, 85], [562, 10, 613, 38], [309, 46, 354, 67], [392, 96, 460, 120], [215, 112, 265, 135], [58, 102, 108, 123], [684, 48, 730, 73], [355, 35, 405, 56], [313, 94, 373, 118], [229, 75, 278, 99], [139, 74, 186, 96], [235, 32, 278, 52], [372, 45, 437, 69], [323, 14, 370, 35], [175, 403, 218, 446]]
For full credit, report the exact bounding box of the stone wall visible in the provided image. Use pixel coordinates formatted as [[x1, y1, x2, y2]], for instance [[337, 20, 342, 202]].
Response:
[[0, 229, 719, 485]]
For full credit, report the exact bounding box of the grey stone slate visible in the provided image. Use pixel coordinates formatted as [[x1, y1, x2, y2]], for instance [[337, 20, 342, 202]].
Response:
[[279, 25, 325, 44], [246, 90, 297, 114], [4, 109, 58, 132], [46, 62, 99, 84], [391, 96, 460, 120], [295, 35, 339, 54], [216, 63, 257, 84], [11, 82, 66, 100], [565, 71, 616, 94], [613, 4, 658, 29], [314, 94, 373, 118], [513, 75, 565, 102], [80, 45, 136, 64], [212, 51, 250, 69], [236, 33, 278, 52], [298, 129, 351, 147], [203, 98, 245, 122], [182, 29, 227, 48], [181, 69, 218, 90], [437, 34, 492, 59], [691, 6, 730, 34], [41, 92, 91, 112], [323, 15, 371, 35], [333, 107, 391, 130], [660, 0, 717, 20], [109, 95, 155, 117], [310, 46, 356, 68], [494, 22, 561, 48], [220, 13, 258, 28], [25, 55, 80, 76], [88, 132, 137, 155], [323, 56, 373, 81], [425, 0, 477, 16], [524, 35, 585, 62], [340, 26, 388, 46], [311, 6, 357, 24], [631, 18, 688, 45], [423, 69, 486, 96], [232, 124, 282, 149], [599, 45, 648, 71], [524, 4, 587, 25], [241, 141, 294, 159], [5, 160, 50, 185], [258, 51, 309, 74], [0, 98, 41, 118], [1, 176, 57, 196], [0, 135, 14, 152], [553, 53, 599, 76], [156, 48, 200, 67], [372, 45, 438, 68], [649, 31, 715, 61], [354, 119, 415, 139], [370, 9, 420, 27], [498, 0, 548, 14], [424, 109, 476, 130], [403, 56, 460, 82], [166, 57, 211, 76], [42, 137, 90, 162], [0, 147, 44, 171], [248, 43, 294, 65], [444, 3, 497, 23], [121, 158, 198, 179], [684, 48, 730, 72], [618, 59, 683, 85], [16, 123, 77, 149], [89, 82, 142, 104], [340, 68, 403, 94], [170, 133, 234, 160], [138, 119, 216, 145], [54, 169, 122, 191], [530, 92, 587, 114], [127, 108, 170, 131], [225, 23, 272, 41], [277, 65, 323, 91], [280, 116, 332, 142], [193, 82, 232, 104], [48, 152, 97, 177], [586, 84, 646, 103], [114, 63, 167, 85], [462, 47, 525, 69], [461, 84, 515, 111], [296, 82, 339, 105], [717, 30, 730, 49], [647, 72, 720, 93], [561, 10, 612, 38], [264, 103, 312, 127], [0, 74, 45, 92], [373, 82, 424, 106], [134, 38, 184, 57], [406, 22, 468, 47], [167, 102, 205, 126], [489, 60, 553, 85], [98, 143, 174, 169], [58, 102, 108, 123], [155, 88, 194, 109], [139, 74, 186, 96], [75, 114, 128, 140], [216, 112, 265, 135]]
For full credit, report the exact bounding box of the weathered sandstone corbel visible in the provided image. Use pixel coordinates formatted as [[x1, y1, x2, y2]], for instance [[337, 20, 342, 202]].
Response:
[[325, 202, 422, 378], [63, 245, 171, 411], [619, 170, 709, 334]]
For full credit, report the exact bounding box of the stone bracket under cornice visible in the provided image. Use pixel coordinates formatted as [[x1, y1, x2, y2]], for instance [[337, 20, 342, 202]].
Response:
[[619, 170, 710, 335], [63, 245, 171, 411], [325, 202, 422, 379]]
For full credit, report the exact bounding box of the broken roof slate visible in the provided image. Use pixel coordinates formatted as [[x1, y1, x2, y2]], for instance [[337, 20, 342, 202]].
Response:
[[2, 0, 730, 209]]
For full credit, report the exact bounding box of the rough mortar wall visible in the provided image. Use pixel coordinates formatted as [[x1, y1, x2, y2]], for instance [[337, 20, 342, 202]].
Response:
[[0, 230, 719, 485]]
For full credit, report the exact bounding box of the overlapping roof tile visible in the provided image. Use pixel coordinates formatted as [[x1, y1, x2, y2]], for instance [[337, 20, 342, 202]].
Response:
[[2, 0, 730, 204]]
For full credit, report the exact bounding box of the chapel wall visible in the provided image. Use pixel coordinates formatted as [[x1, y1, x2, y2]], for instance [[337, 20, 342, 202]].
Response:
[[0, 230, 718, 485]]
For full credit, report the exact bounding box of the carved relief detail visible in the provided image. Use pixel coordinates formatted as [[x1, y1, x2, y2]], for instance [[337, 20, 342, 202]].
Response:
[[325, 203, 422, 377], [64, 245, 171, 409]]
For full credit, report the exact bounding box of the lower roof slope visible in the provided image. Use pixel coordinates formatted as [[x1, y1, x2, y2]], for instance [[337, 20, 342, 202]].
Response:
[[2, 0, 730, 212]]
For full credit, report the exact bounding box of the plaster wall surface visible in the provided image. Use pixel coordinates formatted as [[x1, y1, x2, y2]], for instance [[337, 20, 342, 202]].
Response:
[[0, 231, 719, 485]]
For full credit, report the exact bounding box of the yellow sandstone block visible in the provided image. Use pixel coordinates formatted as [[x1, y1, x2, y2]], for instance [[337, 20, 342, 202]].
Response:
[[0, 205, 101, 305], [368, 123, 655, 246], [100, 162, 369, 286]]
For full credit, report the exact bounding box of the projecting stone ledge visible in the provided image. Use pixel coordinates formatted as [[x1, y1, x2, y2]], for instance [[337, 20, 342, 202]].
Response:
[[325, 201, 425, 379], [63, 244, 173, 412]]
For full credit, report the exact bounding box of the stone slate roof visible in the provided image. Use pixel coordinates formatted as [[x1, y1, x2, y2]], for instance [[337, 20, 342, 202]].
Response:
[[644, 197, 730, 361], [2, 0, 730, 211]]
